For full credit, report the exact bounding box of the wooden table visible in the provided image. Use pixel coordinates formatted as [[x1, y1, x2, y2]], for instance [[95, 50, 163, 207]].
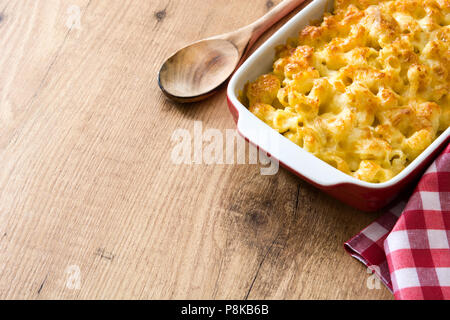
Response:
[[0, 0, 392, 299]]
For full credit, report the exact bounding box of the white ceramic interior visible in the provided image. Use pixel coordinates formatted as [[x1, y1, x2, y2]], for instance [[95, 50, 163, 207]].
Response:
[[227, 0, 450, 188]]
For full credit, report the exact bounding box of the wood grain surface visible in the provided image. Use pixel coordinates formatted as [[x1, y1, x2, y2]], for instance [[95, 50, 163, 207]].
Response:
[[0, 0, 392, 299]]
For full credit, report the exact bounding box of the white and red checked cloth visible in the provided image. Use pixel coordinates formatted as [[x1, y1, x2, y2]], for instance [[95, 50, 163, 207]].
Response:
[[345, 143, 450, 300]]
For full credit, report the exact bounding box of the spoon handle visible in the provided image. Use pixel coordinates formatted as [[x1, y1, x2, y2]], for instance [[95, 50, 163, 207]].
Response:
[[248, 0, 307, 46]]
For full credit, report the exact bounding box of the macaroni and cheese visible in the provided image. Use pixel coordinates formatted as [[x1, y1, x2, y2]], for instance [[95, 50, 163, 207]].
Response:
[[241, 0, 450, 183]]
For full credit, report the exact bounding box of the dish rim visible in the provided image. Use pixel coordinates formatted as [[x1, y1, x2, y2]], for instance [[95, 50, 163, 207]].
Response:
[[227, 0, 450, 189]]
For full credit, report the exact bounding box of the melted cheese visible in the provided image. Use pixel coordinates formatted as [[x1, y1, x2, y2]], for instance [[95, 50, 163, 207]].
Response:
[[242, 0, 450, 183]]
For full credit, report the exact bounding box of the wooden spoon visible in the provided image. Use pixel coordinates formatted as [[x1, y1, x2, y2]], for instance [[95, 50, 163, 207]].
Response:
[[158, 0, 307, 103]]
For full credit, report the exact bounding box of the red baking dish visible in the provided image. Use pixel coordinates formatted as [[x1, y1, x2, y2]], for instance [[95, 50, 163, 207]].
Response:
[[226, 0, 450, 212]]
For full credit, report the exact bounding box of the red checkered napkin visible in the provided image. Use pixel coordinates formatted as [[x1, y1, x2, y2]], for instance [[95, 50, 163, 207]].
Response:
[[345, 143, 450, 300]]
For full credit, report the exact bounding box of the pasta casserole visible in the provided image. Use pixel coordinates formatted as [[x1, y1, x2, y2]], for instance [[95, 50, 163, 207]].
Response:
[[241, 0, 449, 183]]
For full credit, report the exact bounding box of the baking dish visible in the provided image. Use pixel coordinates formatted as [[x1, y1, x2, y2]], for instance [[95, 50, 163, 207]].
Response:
[[227, 0, 450, 212]]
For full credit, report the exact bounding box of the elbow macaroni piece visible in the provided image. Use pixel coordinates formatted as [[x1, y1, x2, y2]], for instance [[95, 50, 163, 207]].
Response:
[[243, 0, 450, 183]]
